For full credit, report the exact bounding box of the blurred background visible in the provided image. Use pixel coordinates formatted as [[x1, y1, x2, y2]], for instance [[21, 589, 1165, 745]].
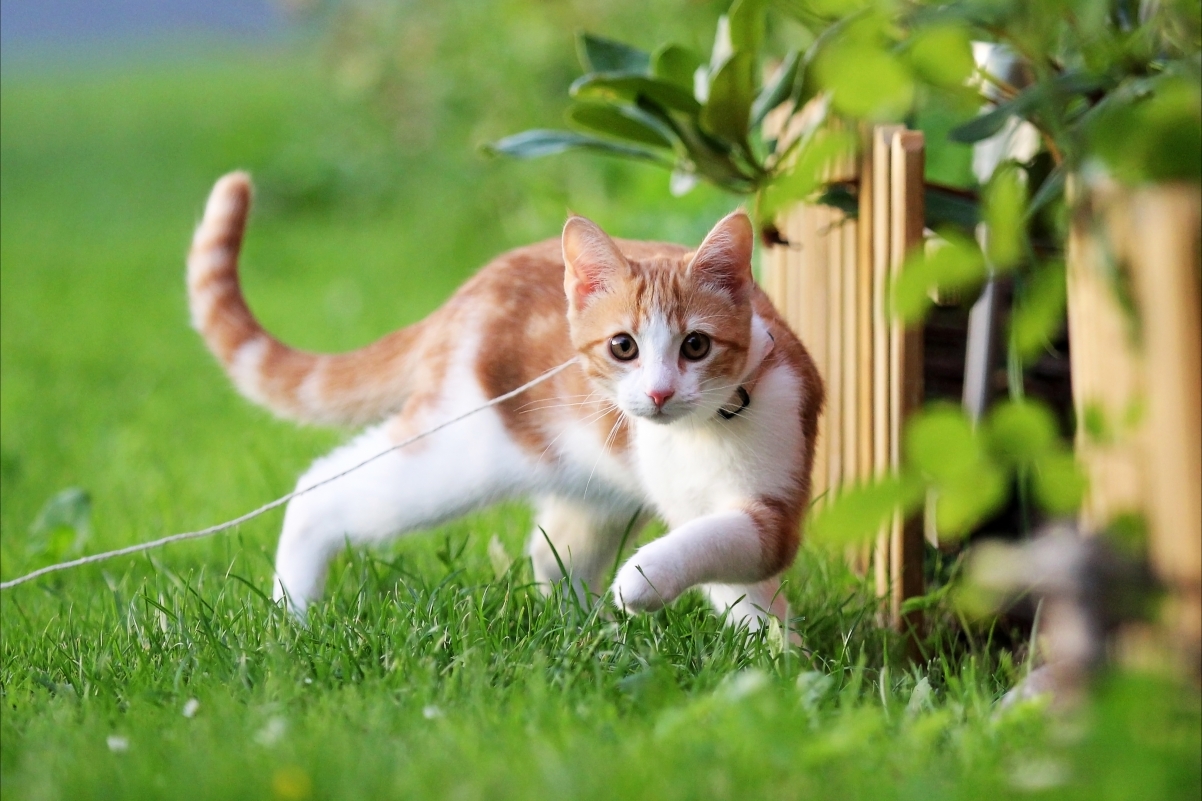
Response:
[[0, 0, 741, 562]]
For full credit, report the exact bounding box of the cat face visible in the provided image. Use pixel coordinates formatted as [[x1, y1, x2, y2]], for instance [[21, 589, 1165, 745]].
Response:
[[563, 212, 756, 423]]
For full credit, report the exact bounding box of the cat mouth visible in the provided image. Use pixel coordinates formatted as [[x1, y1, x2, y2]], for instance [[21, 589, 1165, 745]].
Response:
[[630, 404, 691, 423]]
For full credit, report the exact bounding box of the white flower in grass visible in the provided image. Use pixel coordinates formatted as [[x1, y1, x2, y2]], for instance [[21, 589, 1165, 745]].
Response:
[[182, 698, 200, 718], [106, 735, 129, 753], [255, 716, 287, 747], [422, 705, 442, 720]]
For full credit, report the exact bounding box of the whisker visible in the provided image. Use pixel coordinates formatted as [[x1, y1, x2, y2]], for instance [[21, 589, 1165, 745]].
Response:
[[533, 402, 619, 467], [584, 411, 626, 500]]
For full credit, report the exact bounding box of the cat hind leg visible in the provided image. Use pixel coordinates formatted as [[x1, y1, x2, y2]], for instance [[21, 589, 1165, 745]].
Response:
[[272, 405, 534, 615]]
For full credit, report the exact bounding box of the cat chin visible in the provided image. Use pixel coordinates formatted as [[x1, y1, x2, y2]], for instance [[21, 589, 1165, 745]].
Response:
[[624, 405, 701, 425]]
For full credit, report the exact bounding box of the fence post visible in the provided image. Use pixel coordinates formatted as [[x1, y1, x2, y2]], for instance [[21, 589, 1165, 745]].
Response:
[[1066, 182, 1202, 673]]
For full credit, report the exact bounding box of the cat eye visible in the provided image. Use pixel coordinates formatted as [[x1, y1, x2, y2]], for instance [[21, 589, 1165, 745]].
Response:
[[609, 333, 639, 361], [681, 332, 711, 361]]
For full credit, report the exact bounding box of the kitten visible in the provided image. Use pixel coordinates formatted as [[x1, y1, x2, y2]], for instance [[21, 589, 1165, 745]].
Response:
[[187, 172, 823, 630]]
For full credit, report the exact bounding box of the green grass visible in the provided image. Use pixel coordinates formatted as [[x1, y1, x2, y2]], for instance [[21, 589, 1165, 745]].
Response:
[[1, 47, 1199, 800]]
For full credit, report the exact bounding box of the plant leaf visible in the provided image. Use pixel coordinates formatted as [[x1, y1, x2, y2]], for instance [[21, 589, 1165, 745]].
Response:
[[892, 233, 987, 324], [815, 39, 914, 120], [904, 404, 983, 485], [636, 103, 758, 191], [983, 163, 1026, 269], [652, 44, 703, 91], [484, 129, 673, 166], [1025, 164, 1065, 220], [931, 463, 1009, 539], [571, 73, 701, 114], [907, 23, 975, 89], [984, 400, 1060, 466], [760, 128, 856, 218], [567, 102, 675, 149], [807, 473, 925, 547], [752, 50, 800, 126], [924, 185, 979, 231], [814, 182, 858, 216], [950, 71, 1107, 145], [1009, 260, 1067, 362], [728, 0, 766, 56], [947, 80, 1048, 144], [700, 51, 756, 143], [1032, 450, 1087, 514], [577, 33, 650, 74]]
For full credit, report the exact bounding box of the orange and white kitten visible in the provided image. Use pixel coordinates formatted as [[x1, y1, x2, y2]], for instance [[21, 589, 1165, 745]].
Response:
[[188, 172, 823, 630]]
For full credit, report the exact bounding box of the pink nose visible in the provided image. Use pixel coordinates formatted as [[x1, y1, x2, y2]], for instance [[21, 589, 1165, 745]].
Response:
[[647, 389, 675, 409]]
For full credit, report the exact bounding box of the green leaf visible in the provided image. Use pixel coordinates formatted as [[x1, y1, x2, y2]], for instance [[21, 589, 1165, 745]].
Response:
[[925, 185, 979, 232], [907, 23, 975, 89], [951, 71, 1108, 145], [761, 128, 856, 218], [1032, 451, 1087, 514], [752, 51, 800, 126], [700, 51, 756, 143], [652, 44, 703, 91], [983, 164, 1026, 269], [1010, 261, 1067, 362], [728, 0, 766, 56], [1026, 165, 1065, 220], [577, 33, 651, 74], [567, 102, 675, 149], [571, 73, 701, 114], [814, 183, 858, 216], [931, 463, 1009, 539], [904, 404, 983, 485], [639, 104, 759, 192], [484, 129, 672, 166], [892, 233, 987, 324], [815, 39, 915, 120], [807, 473, 925, 547], [1086, 76, 1202, 183], [984, 400, 1060, 466]]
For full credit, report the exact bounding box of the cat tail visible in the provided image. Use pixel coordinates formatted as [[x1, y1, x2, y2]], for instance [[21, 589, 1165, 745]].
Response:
[[187, 172, 423, 426]]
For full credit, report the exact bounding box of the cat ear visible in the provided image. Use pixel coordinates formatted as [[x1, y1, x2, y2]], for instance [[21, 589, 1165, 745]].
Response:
[[688, 210, 754, 299], [562, 216, 628, 309]]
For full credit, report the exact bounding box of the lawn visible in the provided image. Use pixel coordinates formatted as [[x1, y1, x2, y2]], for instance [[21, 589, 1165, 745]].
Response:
[[1, 46, 1199, 800]]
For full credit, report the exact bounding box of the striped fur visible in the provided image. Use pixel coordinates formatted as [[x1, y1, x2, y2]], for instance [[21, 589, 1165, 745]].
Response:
[[188, 172, 422, 426]]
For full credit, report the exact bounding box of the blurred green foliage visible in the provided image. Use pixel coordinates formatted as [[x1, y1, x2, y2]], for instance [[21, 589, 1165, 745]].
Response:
[[464, 0, 1199, 545]]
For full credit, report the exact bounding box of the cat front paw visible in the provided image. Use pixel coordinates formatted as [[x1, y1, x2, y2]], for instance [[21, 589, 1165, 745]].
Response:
[[611, 557, 679, 613]]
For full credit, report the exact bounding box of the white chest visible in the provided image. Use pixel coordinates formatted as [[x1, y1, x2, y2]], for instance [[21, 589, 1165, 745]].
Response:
[[634, 364, 805, 527]]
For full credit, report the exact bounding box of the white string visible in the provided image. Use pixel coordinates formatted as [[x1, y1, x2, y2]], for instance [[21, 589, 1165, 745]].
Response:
[[0, 358, 579, 591]]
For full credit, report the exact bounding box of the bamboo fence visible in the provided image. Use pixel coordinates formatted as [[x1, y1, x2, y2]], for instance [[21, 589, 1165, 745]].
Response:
[[763, 125, 927, 631]]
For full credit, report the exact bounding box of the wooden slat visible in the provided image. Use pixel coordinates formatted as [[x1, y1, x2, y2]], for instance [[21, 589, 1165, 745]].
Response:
[[888, 130, 926, 632], [856, 126, 875, 485], [1127, 186, 1202, 663], [1065, 184, 1145, 529], [827, 207, 845, 495], [871, 125, 901, 604], [841, 217, 859, 488], [808, 204, 830, 505]]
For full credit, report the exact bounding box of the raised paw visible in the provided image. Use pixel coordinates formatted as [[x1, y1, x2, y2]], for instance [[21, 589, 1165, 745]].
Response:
[[611, 554, 682, 613]]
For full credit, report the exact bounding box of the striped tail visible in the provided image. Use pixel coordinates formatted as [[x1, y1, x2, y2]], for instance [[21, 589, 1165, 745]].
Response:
[[187, 172, 422, 426]]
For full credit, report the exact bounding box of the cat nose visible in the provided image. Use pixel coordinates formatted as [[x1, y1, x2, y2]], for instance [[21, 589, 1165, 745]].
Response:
[[647, 389, 675, 409]]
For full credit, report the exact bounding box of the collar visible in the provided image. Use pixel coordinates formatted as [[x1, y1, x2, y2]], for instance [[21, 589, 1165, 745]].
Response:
[[716, 318, 770, 421], [718, 386, 751, 420]]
